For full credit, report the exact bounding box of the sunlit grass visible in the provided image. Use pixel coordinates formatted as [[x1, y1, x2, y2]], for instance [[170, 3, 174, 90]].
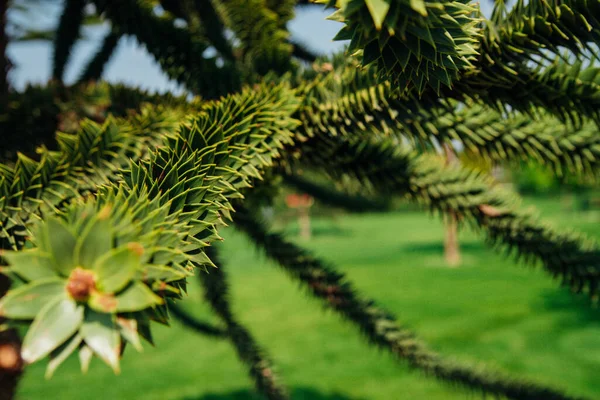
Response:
[[17, 197, 600, 400]]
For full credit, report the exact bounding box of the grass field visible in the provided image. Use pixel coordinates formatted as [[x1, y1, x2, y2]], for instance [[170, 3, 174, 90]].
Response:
[[16, 197, 600, 400]]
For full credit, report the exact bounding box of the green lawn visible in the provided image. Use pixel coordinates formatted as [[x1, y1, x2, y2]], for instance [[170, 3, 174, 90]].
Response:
[[16, 197, 600, 400]]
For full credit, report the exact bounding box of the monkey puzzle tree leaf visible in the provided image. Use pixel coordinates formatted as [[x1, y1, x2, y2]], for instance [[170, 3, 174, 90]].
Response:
[[0, 278, 66, 319], [81, 310, 121, 373], [137, 264, 190, 283], [116, 317, 143, 352], [409, 0, 428, 17], [45, 333, 83, 379], [1, 249, 57, 282], [365, 0, 390, 30], [88, 291, 118, 313], [93, 244, 141, 294], [75, 215, 113, 269], [136, 314, 154, 346], [189, 250, 216, 268], [115, 282, 163, 312], [44, 217, 78, 275], [151, 281, 180, 297], [21, 297, 84, 364], [79, 344, 93, 374], [362, 40, 380, 66]]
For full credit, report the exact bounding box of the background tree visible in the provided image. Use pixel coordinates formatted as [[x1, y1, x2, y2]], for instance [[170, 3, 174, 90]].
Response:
[[1, 0, 600, 399]]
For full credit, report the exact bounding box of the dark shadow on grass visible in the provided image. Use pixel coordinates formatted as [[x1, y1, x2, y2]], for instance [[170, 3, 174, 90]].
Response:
[[181, 387, 367, 400], [284, 225, 353, 238], [538, 289, 600, 326], [399, 241, 483, 255]]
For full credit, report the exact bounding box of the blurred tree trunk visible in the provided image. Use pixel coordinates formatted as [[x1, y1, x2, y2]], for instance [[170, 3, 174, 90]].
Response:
[[0, 3, 23, 400], [0, 269, 22, 400], [443, 144, 461, 267], [298, 207, 311, 240]]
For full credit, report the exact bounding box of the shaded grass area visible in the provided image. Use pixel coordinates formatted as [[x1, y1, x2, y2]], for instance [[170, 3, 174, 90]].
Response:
[[17, 197, 600, 399]]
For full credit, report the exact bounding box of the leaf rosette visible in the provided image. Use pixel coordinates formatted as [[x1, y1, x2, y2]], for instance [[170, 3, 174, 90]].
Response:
[[0, 204, 192, 377]]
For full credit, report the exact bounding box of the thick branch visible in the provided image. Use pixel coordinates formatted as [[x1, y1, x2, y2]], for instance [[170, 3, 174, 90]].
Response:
[[169, 302, 227, 337], [97, 0, 240, 98], [52, 0, 86, 82], [77, 30, 121, 83], [283, 173, 391, 213], [199, 247, 289, 399]]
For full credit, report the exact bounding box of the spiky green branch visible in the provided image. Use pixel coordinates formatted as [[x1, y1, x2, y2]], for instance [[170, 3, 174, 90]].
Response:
[[324, 0, 482, 95], [168, 302, 227, 337], [459, 59, 600, 125], [77, 30, 121, 83], [199, 247, 289, 399], [0, 105, 182, 250], [159, 0, 234, 63], [485, 0, 600, 66], [0, 82, 196, 160], [191, 0, 235, 61], [455, 0, 600, 115], [324, 0, 600, 120], [95, 0, 240, 98], [298, 69, 600, 178], [52, 0, 86, 82], [217, 0, 292, 75], [0, 86, 60, 159], [0, 83, 300, 373]]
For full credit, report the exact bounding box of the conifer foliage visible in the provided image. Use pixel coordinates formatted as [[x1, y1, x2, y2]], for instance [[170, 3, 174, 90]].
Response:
[[0, 0, 599, 399]]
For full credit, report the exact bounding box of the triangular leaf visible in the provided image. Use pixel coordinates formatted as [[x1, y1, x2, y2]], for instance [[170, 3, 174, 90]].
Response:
[[44, 218, 78, 275], [79, 344, 93, 374], [46, 334, 82, 379], [75, 216, 113, 269], [93, 244, 141, 294], [116, 317, 143, 352], [81, 310, 120, 373], [365, 0, 390, 30], [1, 249, 58, 281], [22, 297, 84, 364], [0, 278, 65, 319], [137, 264, 189, 283], [115, 282, 163, 312], [363, 39, 381, 66], [136, 314, 154, 346], [409, 0, 427, 16]]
